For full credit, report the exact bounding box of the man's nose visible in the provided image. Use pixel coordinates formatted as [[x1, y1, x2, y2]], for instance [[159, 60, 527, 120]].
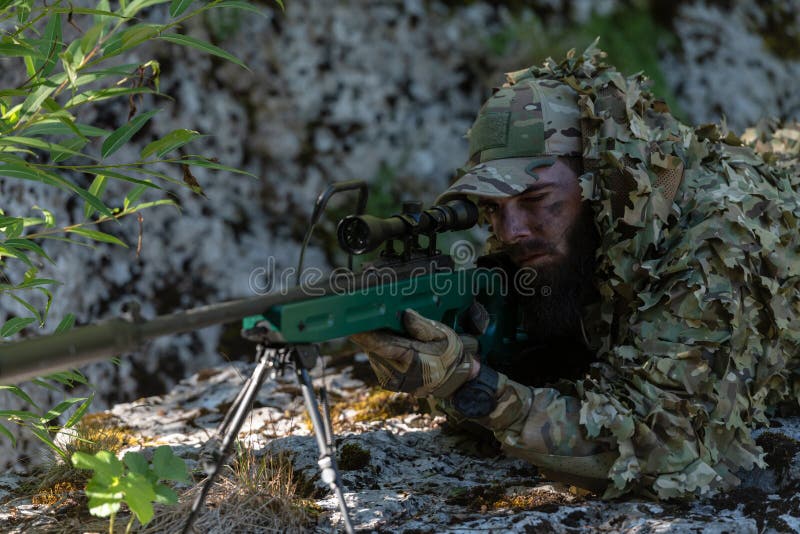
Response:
[[493, 205, 531, 244]]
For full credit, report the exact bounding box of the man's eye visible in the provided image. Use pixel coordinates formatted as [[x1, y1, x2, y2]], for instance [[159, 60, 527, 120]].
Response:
[[480, 203, 498, 214]]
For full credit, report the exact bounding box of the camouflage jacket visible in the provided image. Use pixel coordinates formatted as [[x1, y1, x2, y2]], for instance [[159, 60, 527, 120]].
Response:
[[451, 43, 800, 499]]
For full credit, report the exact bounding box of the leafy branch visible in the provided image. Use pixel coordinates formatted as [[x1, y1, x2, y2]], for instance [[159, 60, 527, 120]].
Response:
[[0, 0, 277, 474]]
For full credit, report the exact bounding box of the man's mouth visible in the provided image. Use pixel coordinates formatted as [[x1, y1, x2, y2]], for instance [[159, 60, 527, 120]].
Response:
[[515, 251, 550, 265]]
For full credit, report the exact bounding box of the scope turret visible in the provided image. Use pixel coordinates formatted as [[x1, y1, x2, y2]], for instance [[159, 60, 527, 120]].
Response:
[[337, 199, 478, 255]]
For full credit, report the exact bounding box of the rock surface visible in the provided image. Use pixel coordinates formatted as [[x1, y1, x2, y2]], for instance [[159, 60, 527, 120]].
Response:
[[2, 357, 799, 533]]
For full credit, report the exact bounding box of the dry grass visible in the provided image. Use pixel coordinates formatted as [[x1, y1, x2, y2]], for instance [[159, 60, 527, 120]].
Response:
[[27, 412, 140, 506], [142, 448, 319, 533]]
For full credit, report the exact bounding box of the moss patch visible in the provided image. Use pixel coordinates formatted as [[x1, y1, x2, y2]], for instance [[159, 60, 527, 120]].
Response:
[[338, 442, 371, 471], [446, 482, 575, 512], [326, 388, 419, 432], [69, 411, 139, 455], [30, 479, 83, 506]]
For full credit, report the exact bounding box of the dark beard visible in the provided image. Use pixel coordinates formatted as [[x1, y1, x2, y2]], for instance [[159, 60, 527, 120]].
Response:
[[476, 208, 600, 387], [507, 207, 599, 340]]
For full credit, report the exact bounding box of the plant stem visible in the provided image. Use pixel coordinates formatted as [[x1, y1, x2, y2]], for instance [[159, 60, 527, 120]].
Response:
[[125, 515, 135, 534], [109, 512, 115, 534]]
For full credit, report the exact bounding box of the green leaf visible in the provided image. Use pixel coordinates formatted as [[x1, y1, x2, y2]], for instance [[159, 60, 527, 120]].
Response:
[[34, 13, 63, 77], [0, 385, 39, 409], [180, 157, 257, 177], [0, 43, 44, 58], [121, 472, 156, 524], [51, 136, 89, 163], [123, 451, 149, 475], [5, 238, 55, 263], [32, 206, 56, 228], [213, 1, 270, 17], [121, 0, 172, 18], [8, 293, 42, 325], [79, 20, 106, 55], [86, 495, 122, 518], [70, 178, 117, 216], [19, 82, 58, 122], [69, 64, 142, 87], [66, 227, 128, 247], [124, 183, 150, 210], [64, 86, 157, 109], [37, 286, 54, 324], [141, 129, 201, 159], [101, 109, 159, 158], [5, 277, 60, 290], [84, 476, 123, 517], [0, 409, 41, 419], [0, 136, 88, 160], [1, 316, 35, 337], [55, 313, 76, 333], [15, 0, 32, 23], [84, 175, 108, 219], [35, 369, 88, 389], [21, 120, 104, 138], [42, 396, 89, 423], [0, 244, 34, 268], [0, 216, 24, 238], [152, 446, 188, 482], [0, 164, 114, 218], [0, 423, 16, 446], [159, 33, 248, 70], [169, 0, 193, 17], [64, 393, 93, 428], [153, 483, 178, 505], [79, 168, 163, 189], [125, 199, 180, 214], [50, 6, 124, 19], [29, 425, 68, 460], [73, 450, 124, 482], [102, 23, 162, 58]]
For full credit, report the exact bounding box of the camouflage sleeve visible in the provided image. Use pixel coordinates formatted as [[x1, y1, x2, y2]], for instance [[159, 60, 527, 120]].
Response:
[[443, 372, 619, 491]]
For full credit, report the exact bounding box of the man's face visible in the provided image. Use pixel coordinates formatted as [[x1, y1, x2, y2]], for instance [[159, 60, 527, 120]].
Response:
[[478, 158, 597, 340], [478, 158, 585, 269]]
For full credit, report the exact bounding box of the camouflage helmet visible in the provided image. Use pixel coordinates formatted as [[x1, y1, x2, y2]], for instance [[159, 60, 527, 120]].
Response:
[[436, 78, 582, 204]]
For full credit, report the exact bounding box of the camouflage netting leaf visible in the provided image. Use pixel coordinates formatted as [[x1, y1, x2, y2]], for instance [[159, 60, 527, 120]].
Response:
[[507, 41, 800, 498]]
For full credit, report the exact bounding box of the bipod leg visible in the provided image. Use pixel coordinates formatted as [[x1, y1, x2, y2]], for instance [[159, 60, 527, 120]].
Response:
[[182, 345, 279, 533], [292, 346, 356, 534]]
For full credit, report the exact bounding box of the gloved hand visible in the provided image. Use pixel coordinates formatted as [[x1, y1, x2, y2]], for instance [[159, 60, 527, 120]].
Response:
[[350, 309, 479, 398]]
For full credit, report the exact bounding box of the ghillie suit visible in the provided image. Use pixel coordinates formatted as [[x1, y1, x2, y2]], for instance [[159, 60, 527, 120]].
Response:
[[442, 42, 800, 499]]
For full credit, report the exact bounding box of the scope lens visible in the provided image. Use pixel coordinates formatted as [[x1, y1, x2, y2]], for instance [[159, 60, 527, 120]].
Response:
[[339, 217, 370, 253]]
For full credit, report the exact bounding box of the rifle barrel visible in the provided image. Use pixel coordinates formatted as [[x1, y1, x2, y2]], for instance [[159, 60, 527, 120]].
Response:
[[0, 286, 310, 384]]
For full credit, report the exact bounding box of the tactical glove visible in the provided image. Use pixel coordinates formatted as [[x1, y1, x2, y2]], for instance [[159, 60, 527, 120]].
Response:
[[349, 309, 478, 398]]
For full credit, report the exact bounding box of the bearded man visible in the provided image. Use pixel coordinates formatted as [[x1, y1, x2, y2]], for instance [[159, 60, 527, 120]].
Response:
[[351, 44, 800, 499]]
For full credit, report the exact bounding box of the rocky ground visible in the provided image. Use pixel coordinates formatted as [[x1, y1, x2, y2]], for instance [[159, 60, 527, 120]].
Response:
[[2, 353, 799, 533]]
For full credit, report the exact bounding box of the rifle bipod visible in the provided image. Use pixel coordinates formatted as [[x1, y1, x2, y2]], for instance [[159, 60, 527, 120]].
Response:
[[181, 343, 355, 533]]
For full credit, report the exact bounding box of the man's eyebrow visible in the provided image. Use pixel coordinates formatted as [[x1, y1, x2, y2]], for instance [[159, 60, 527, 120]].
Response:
[[520, 183, 553, 194]]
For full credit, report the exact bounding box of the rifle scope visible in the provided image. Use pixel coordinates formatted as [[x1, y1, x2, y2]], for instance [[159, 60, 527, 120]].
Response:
[[337, 199, 478, 254]]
